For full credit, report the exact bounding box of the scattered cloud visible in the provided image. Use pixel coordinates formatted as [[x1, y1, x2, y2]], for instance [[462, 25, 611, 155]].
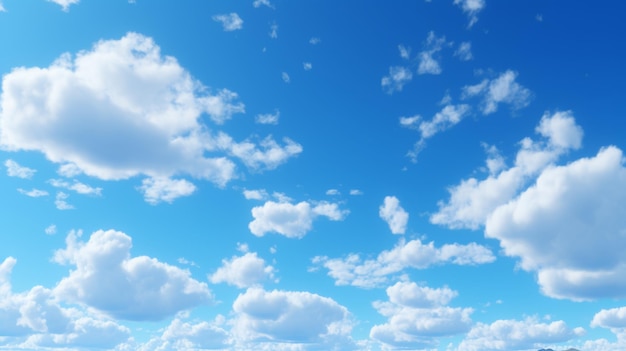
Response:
[[49, 178, 102, 196], [47, 0, 80, 11], [5, 159, 36, 179], [243, 188, 269, 200], [303, 62, 312, 70], [455, 41, 473, 61], [214, 133, 302, 170], [139, 177, 196, 204], [255, 110, 280, 125], [457, 317, 585, 351], [55, 192, 74, 210], [249, 199, 348, 238], [281, 72, 290, 83], [371, 281, 472, 349], [269, 23, 278, 38], [326, 189, 340, 196], [309, 37, 321, 45], [398, 44, 411, 60], [462, 70, 531, 115], [381, 66, 413, 94], [314, 238, 494, 288], [379, 196, 409, 234], [454, 0, 486, 28], [18, 188, 49, 197], [349, 189, 363, 196], [418, 31, 447, 75], [53, 229, 212, 320], [45, 224, 57, 235], [253, 0, 273, 8], [213, 13, 243, 31], [137, 317, 230, 351], [210, 252, 276, 288]]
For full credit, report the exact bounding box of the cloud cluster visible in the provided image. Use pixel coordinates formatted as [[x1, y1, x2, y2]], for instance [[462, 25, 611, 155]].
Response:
[[314, 238, 494, 288], [462, 70, 531, 115]]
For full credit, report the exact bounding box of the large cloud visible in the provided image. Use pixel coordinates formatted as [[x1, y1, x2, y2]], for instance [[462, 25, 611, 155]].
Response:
[[53, 229, 212, 321], [0, 33, 300, 202]]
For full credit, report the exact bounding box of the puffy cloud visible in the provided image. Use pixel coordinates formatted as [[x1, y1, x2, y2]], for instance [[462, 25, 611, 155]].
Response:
[[432, 111, 582, 230], [55, 192, 74, 210], [455, 41, 473, 61], [592, 307, 626, 329], [462, 70, 531, 115], [231, 287, 352, 345], [313, 238, 494, 288], [47, 0, 79, 11], [0, 33, 248, 187], [381, 66, 413, 94], [17, 188, 49, 197], [243, 188, 269, 200], [48, 178, 102, 196], [213, 13, 243, 31], [256, 110, 280, 125], [457, 317, 585, 351], [139, 177, 196, 204], [210, 252, 276, 288], [370, 281, 472, 349], [214, 134, 302, 171], [379, 196, 409, 234], [53, 229, 212, 321], [249, 200, 348, 238], [454, 0, 486, 27], [137, 317, 230, 351], [5, 159, 36, 179], [417, 31, 447, 75]]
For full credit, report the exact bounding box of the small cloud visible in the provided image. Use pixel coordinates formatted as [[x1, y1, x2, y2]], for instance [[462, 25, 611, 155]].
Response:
[[326, 189, 340, 196], [55, 192, 74, 210], [281, 72, 290, 83], [454, 42, 473, 61], [45, 224, 57, 235], [454, 0, 486, 28], [49, 179, 102, 196], [243, 189, 269, 200], [57, 163, 82, 177], [213, 13, 243, 31], [417, 31, 447, 75], [236, 242, 250, 253], [381, 66, 413, 94], [303, 62, 313, 71], [536, 14, 543, 22], [253, 0, 273, 8], [379, 196, 409, 234], [139, 177, 196, 205], [18, 188, 49, 197], [177, 257, 199, 267], [5, 159, 36, 179], [255, 110, 280, 125], [47, 0, 79, 12], [398, 44, 411, 60], [309, 37, 321, 45], [269, 23, 278, 38], [462, 70, 531, 115], [349, 189, 363, 196]]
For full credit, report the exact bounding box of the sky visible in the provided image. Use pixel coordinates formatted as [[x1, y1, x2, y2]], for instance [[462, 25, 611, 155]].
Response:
[[1, 1, 626, 350]]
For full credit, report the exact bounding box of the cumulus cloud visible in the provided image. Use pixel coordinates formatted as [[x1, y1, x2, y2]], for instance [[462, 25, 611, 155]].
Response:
[[48, 178, 102, 196], [370, 281, 472, 349], [53, 229, 212, 320], [313, 238, 494, 288], [210, 252, 276, 288], [462, 70, 531, 115], [17, 188, 49, 197], [5, 159, 36, 178], [255, 110, 280, 125], [137, 317, 230, 351], [379, 196, 409, 234], [381, 66, 413, 94], [457, 317, 585, 351], [231, 287, 353, 346], [454, 0, 486, 27], [417, 31, 447, 75], [592, 307, 626, 329], [55, 192, 74, 210], [243, 188, 268, 200], [249, 199, 348, 238], [213, 13, 243, 31], [47, 0, 79, 11], [139, 177, 196, 204]]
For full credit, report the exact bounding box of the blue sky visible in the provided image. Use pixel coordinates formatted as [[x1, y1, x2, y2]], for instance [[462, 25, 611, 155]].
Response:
[[1, 1, 626, 350]]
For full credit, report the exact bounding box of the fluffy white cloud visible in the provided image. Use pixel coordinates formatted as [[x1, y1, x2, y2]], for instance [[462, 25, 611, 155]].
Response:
[[457, 317, 585, 351], [370, 281, 472, 349], [381, 66, 413, 94], [139, 177, 196, 204], [5, 159, 36, 179], [53, 229, 212, 320], [432, 111, 583, 230], [48, 178, 102, 196], [256, 110, 280, 125], [47, 0, 79, 11], [454, 0, 486, 27], [379, 196, 409, 234], [243, 188, 269, 200], [462, 70, 531, 115], [249, 200, 348, 238], [17, 188, 49, 197], [137, 317, 230, 351], [213, 13, 243, 31], [313, 238, 494, 288], [417, 31, 447, 75], [210, 252, 276, 288], [592, 307, 626, 329], [231, 288, 352, 345]]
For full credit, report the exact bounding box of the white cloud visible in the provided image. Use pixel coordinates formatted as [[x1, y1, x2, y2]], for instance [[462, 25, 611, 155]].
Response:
[[281, 72, 290, 83], [269, 23, 278, 38], [45, 224, 57, 235], [303, 62, 312, 70], [249, 200, 348, 238], [349, 189, 363, 196], [47, 0, 79, 11], [457, 317, 585, 351], [455, 41, 473, 61], [379, 196, 409, 234], [253, 0, 273, 8], [138, 317, 230, 351], [53, 229, 212, 320], [314, 238, 494, 288], [55, 192, 74, 210], [210, 252, 276, 288], [381, 66, 413, 94], [370, 281, 472, 349], [48, 178, 102, 196], [0, 33, 255, 190], [592, 307, 626, 329], [256, 110, 280, 125], [398, 44, 411, 60], [57, 163, 82, 177], [231, 287, 352, 345], [5, 159, 36, 179], [17, 188, 49, 197], [213, 13, 243, 31], [215, 133, 302, 170], [326, 189, 340, 196], [432, 111, 582, 230], [462, 70, 531, 115], [243, 188, 269, 200], [309, 37, 321, 45], [454, 0, 486, 27], [139, 177, 196, 204], [417, 32, 447, 75]]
